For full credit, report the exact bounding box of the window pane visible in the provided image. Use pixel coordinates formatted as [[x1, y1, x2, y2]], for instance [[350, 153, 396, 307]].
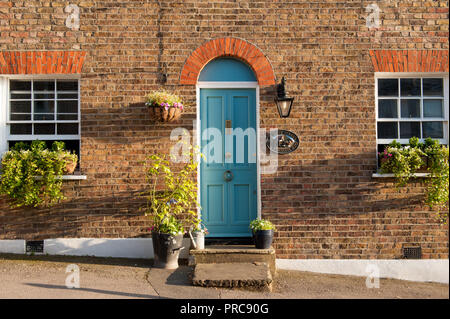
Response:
[[57, 80, 78, 91], [400, 78, 421, 96], [10, 114, 31, 121], [57, 114, 78, 120], [10, 80, 31, 91], [10, 100, 31, 113], [33, 80, 55, 91], [400, 122, 421, 139], [423, 78, 443, 96], [400, 99, 420, 118], [34, 93, 54, 99], [423, 99, 443, 118], [34, 123, 55, 135], [57, 100, 78, 114], [57, 123, 79, 135], [10, 93, 31, 99], [58, 93, 78, 99], [378, 99, 397, 118], [10, 124, 32, 135], [34, 114, 55, 120], [34, 100, 54, 113], [422, 122, 444, 138], [377, 122, 398, 139], [378, 79, 398, 96]]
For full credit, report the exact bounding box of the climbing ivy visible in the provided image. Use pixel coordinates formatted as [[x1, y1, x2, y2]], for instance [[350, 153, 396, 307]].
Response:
[[380, 137, 449, 224], [0, 140, 78, 208]]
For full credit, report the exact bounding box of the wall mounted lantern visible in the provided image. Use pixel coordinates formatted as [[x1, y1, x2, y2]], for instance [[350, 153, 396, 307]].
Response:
[[275, 77, 294, 118]]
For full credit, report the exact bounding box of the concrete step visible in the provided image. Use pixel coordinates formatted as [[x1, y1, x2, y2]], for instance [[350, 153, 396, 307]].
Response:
[[189, 245, 276, 277], [192, 262, 273, 292]]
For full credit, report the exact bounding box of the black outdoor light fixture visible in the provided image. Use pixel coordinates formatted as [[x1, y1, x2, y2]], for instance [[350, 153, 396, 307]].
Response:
[[275, 77, 294, 118]]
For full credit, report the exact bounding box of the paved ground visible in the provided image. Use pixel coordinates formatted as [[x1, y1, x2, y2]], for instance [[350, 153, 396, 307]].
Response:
[[0, 254, 448, 299]]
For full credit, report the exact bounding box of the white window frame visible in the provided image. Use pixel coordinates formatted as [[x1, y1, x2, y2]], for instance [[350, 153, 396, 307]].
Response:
[[375, 72, 449, 147], [0, 74, 81, 157]]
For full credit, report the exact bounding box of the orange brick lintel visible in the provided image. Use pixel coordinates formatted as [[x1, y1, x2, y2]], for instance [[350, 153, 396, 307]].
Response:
[[180, 37, 276, 86], [369, 50, 449, 73], [0, 51, 87, 75]]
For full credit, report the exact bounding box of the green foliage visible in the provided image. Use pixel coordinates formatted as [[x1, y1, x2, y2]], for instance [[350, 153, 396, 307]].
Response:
[[143, 143, 202, 236], [380, 140, 426, 186], [0, 141, 78, 208], [250, 218, 276, 232], [424, 139, 449, 223], [379, 137, 449, 224]]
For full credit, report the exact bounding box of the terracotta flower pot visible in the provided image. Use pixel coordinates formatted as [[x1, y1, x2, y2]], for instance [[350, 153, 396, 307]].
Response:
[[63, 157, 77, 174], [148, 105, 182, 123]]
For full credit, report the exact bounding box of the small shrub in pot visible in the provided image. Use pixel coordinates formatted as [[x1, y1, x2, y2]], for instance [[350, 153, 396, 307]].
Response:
[[250, 218, 276, 249]]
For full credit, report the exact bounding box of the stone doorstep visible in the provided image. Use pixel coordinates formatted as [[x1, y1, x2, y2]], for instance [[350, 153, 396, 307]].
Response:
[[192, 262, 273, 292], [189, 245, 277, 277], [190, 245, 275, 255]]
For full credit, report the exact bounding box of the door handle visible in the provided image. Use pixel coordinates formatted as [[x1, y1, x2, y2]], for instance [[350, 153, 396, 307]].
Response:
[[223, 170, 234, 182]]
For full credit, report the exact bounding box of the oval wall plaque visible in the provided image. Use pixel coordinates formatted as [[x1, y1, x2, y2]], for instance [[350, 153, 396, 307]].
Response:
[[266, 130, 299, 154]]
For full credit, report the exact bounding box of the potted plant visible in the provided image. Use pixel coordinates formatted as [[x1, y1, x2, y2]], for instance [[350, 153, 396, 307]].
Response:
[[145, 90, 184, 123], [143, 143, 200, 269], [250, 218, 276, 249], [379, 138, 426, 187], [379, 137, 449, 224], [52, 141, 78, 174], [189, 220, 208, 250], [0, 140, 79, 207], [151, 213, 185, 269]]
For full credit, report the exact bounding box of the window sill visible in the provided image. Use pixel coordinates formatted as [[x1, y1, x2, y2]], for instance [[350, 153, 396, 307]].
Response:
[[372, 172, 430, 178], [33, 174, 87, 180]]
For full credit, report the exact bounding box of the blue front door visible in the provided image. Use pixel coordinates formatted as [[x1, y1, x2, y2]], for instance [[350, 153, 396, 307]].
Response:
[[200, 89, 258, 237]]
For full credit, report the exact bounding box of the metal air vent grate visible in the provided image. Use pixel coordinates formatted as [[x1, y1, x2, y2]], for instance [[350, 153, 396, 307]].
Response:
[[402, 246, 422, 259], [26, 240, 44, 254]]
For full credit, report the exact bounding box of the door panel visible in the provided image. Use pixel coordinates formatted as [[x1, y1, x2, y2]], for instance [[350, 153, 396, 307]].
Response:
[[232, 184, 251, 224], [205, 184, 226, 224], [200, 88, 257, 237]]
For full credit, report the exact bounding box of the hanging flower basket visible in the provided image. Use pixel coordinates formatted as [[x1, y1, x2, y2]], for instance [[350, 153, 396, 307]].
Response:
[[145, 91, 184, 123]]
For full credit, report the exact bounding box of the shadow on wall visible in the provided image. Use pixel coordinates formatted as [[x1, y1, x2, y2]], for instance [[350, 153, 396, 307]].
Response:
[[0, 151, 441, 240], [0, 189, 149, 240]]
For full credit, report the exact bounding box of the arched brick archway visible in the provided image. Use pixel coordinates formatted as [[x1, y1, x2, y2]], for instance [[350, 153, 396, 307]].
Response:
[[180, 38, 276, 86]]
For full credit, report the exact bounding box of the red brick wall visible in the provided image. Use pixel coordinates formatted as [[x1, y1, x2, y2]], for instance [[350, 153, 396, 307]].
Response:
[[0, 0, 448, 259]]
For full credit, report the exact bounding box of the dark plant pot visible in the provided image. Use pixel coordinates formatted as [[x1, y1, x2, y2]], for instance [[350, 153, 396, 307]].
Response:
[[253, 229, 274, 249], [151, 231, 184, 269]]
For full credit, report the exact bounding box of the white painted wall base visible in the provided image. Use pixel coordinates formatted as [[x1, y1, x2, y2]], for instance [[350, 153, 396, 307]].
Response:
[[276, 259, 449, 284], [44, 238, 191, 259], [0, 240, 25, 254], [0, 238, 191, 259]]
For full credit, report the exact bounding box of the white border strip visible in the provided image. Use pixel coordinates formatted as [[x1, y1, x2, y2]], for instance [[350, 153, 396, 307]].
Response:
[[0, 240, 25, 254], [276, 259, 449, 284], [43, 238, 191, 259]]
